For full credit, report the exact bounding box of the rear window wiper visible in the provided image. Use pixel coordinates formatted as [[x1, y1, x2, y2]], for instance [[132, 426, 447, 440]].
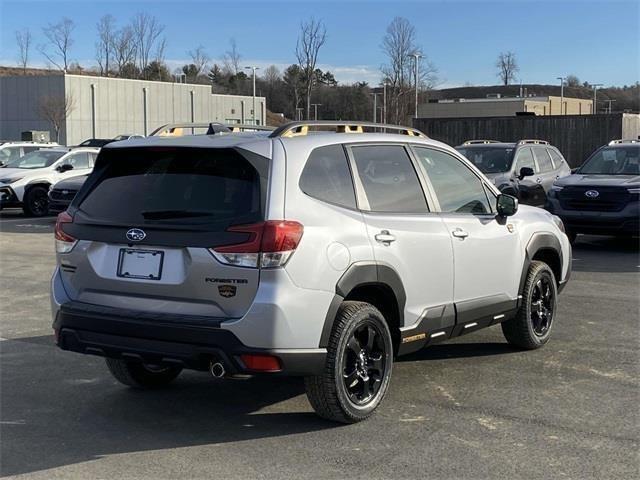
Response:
[[141, 210, 215, 220]]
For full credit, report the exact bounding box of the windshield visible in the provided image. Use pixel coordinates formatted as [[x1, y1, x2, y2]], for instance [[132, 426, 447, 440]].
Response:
[[579, 146, 640, 175], [78, 147, 267, 227], [455, 147, 515, 174], [4, 150, 65, 169]]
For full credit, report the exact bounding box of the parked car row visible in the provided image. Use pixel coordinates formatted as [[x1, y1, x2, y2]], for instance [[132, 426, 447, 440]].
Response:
[[0, 134, 144, 216], [456, 138, 639, 244]]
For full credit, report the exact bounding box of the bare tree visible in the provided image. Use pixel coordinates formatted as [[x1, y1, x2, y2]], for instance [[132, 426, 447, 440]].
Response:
[[15, 28, 31, 73], [188, 45, 210, 78], [37, 94, 75, 142], [262, 65, 281, 85], [111, 26, 137, 77], [38, 17, 75, 71], [295, 18, 327, 120], [496, 51, 519, 86], [95, 14, 116, 76], [222, 38, 241, 75], [131, 12, 165, 79], [380, 17, 420, 124]]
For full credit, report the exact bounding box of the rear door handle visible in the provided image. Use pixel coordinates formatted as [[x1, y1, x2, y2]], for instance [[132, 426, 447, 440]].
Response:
[[452, 228, 469, 239], [375, 230, 396, 245]]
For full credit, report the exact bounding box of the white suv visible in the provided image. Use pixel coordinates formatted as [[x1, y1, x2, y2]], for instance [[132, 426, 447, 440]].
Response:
[[0, 147, 99, 216], [51, 122, 571, 423]]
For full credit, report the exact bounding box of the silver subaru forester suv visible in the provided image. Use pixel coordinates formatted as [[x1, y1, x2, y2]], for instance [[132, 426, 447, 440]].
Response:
[[51, 121, 571, 423]]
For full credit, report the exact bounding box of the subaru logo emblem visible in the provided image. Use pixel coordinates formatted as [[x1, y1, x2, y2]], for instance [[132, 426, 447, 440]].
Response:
[[126, 228, 146, 242], [585, 190, 600, 198]]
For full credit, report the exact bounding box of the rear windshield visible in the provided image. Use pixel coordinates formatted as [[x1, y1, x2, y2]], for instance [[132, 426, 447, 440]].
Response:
[[77, 147, 267, 227], [455, 147, 515, 174], [578, 146, 639, 175]]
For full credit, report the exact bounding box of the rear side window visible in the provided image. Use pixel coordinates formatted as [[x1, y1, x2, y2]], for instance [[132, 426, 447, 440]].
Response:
[[532, 146, 553, 172], [299, 145, 356, 209], [79, 147, 266, 228], [351, 145, 428, 213], [548, 148, 565, 168]]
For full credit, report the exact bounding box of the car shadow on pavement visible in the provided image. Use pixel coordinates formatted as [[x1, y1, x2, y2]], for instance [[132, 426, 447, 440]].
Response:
[[0, 335, 334, 477], [571, 235, 639, 273], [397, 341, 518, 363]]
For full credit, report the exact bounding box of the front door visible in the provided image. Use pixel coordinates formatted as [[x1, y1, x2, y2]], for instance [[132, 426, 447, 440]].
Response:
[[513, 147, 546, 206], [412, 146, 523, 329]]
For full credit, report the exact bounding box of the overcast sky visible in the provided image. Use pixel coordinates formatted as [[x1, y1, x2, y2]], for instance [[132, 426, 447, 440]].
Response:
[[1, 0, 638, 87]]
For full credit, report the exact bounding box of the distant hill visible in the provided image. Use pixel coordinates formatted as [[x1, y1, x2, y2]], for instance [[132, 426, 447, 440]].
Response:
[[429, 83, 639, 113]]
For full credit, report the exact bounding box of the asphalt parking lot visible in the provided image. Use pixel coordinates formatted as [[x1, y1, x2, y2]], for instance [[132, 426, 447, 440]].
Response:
[[1, 209, 638, 480]]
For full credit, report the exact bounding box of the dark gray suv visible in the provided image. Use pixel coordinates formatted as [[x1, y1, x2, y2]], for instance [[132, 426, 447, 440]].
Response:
[[456, 140, 571, 207]]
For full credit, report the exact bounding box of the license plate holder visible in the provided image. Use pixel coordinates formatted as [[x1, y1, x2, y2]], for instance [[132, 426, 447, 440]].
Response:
[[117, 248, 164, 280]]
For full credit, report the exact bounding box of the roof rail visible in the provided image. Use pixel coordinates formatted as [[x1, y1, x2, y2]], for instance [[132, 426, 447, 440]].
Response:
[[608, 139, 640, 145], [268, 121, 426, 138], [149, 122, 274, 137], [517, 139, 549, 146], [462, 140, 501, 145]]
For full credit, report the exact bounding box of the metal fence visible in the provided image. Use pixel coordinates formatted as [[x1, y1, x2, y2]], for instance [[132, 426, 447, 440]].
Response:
[[413, 113, 640, 167]]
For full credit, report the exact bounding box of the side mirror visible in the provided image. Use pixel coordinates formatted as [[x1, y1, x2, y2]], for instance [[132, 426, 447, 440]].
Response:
[[518, 167, 534, 180], [496, 194, 518, 217], [57, 164, 74, 173]]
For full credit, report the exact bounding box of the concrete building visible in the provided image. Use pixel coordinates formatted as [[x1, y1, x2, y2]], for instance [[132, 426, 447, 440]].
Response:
[[417, 96, 593, 119], [0, 74, 266, 145]]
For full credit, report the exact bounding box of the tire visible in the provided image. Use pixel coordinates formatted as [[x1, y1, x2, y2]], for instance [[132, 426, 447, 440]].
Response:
[[105, 358, 182, 388], [22, 186, 50, 217], [305, 301, 393, 423], [502, 260, 558, 350]]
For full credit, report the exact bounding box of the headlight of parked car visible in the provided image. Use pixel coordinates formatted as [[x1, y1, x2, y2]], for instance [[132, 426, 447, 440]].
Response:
[[0, 177, 24, 184]]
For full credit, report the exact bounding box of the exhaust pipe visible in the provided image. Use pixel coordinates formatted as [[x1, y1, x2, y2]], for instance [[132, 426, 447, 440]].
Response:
[[209, 361, 226, 378]]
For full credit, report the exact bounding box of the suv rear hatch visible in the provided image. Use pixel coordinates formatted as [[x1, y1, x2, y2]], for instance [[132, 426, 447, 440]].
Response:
[[57, 146, 269, 320]]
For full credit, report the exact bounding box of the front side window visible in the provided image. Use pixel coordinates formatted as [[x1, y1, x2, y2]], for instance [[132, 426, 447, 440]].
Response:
[[414, 147, 491, 215], [455, 146, 515, 173], [514, 147, 537, 173], [299, 144, 356, 209], [578, 146, 639, 175], [532, 146, 553, 172], [0, 147, 22, 164], [350, 145, 428, 214], [61, 152, 91, 170]]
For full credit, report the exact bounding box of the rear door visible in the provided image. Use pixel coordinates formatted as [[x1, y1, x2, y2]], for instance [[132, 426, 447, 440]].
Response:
[[531, 146, 556, 199], [60, 146, 269, 319], [348, 144, 454, 330], [413, 146, 522, 327]]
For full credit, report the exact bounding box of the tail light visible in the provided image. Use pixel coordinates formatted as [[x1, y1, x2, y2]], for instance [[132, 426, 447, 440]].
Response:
[[55, 211, 77, 254], [210, 220, 303, 269]]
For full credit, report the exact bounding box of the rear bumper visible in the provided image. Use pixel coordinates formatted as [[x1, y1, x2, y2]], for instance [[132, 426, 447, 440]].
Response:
[[53, 301, 326, 376]]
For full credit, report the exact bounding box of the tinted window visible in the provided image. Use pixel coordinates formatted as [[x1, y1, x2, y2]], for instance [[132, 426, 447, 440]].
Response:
[[514, 147, 537, 173], [578, 146, 640, 175], [415, 147, 491, 215], [79, 147, 266, 227], [455, 146, 515, 173], [532, 146, 553, 172], [299, 145, 356, 209], [351, 145, 427, 213], [548, 148, 565, 168]]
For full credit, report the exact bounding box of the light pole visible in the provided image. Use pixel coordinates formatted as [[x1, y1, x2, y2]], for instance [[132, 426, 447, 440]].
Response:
[[591, 83, 603, 114], [370, 93, 381, 123], [311, 103, 322, 121], [245, 66, 260, 124], [408, 53, 422, 118], [606, 99, 617, 114], [382, 81, 388, 124], [556, 76, 565, 114]]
